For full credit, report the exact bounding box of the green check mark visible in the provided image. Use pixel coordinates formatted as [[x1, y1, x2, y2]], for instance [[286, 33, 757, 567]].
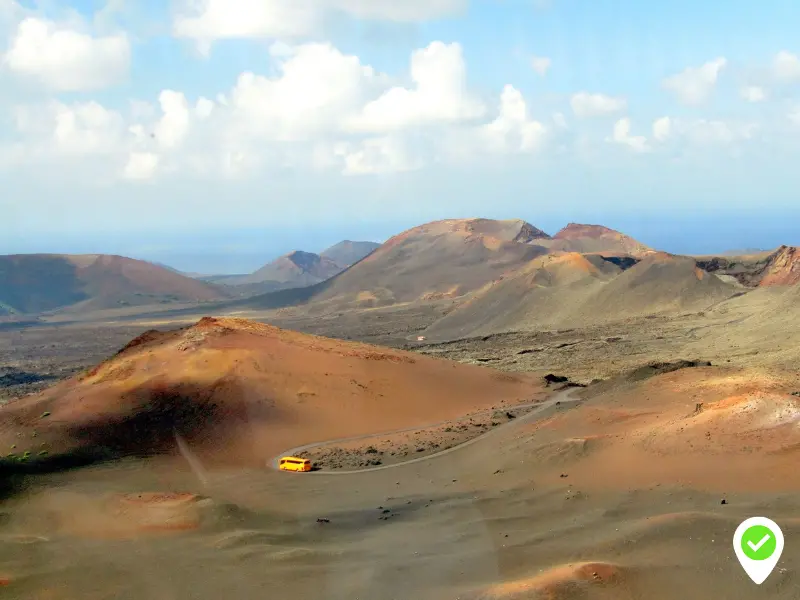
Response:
[[741, 525, 777, 561]]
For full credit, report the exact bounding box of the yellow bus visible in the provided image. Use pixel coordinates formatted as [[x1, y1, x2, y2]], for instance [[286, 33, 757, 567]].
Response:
[[279, 457, 312, 472]]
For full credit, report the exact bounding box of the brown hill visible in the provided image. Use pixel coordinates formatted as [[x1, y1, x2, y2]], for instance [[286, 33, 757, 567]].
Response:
[[423, 252, 622, 339], [544, 223, 652, 256], [242, 218, 553, 310], [424, 252, 736, 340], [694, 245, 800, 288], [232, 219, 659, 314], [503, 365, 800, 491], [224, 251, 342, 287], [757, 246, 800, 286], [581, 252, 735, 316], [0, 317, 539, 467], [0, 254, 227, 314]]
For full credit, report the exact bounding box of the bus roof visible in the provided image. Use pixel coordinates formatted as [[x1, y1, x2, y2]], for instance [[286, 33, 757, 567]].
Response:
[[281, 456, 310, 462]]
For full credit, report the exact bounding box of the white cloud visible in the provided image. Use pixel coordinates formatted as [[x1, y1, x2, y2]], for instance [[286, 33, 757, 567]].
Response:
[[652, 116, 671, 142], [173, 0, 464, 53], [480, 85, 545, 153], [790, 107, 800, 126], [14, 100, 126, 156], [569, 92, 626, 118], [338, 136, 421, 175], [154, 90, 191, 149], [349, 42, 485, 133], [123, 152, 159, 180], [662, 57, 726, 105], [224, 43, 381, 141], [195, 97, 215, 119], [740, 85, 766, 103], [0, 31, 778, 184], [3, 16, 129, 90], [173, 0, 319, 51], [650, 116, 758, 146], [330, 0, 464, 21], [531, 55, 551, 76], [773, 50, 800, 83], [607, 117, 648, 152], [684, 119, 758, 144]]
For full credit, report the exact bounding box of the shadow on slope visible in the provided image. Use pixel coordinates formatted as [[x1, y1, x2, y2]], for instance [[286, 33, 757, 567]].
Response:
[[0, 317, 540, 476], [424, 253, 738, 341]]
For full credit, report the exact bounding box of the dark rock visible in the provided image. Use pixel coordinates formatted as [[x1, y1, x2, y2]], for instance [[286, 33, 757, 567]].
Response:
[[544, 374, 569, 386]]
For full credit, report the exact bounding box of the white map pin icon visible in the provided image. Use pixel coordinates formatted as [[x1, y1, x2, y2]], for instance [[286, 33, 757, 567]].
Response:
[[733, 516, 784, 584]]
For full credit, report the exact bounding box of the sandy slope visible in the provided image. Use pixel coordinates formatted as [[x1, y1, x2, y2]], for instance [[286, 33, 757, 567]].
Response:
[[3, 364, 800, 599], [0, 254, 227, 314], [236, 219, 654, 314], [424, 252, 736, 340], [0, 317, 540, 468]]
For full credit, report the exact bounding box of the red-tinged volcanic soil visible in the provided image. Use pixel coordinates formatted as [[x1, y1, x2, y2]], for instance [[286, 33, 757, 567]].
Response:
[[230, 219, 658, 316], [471, 562, 628, 599], [238, 218, 553, 311], [4, 343, 800, 598], [222, 250, 344, 288], [422, 251, 736, 340], [0, 316, 541, 468], [757, 246, 800, 286], [546, 223, 653, 256], [0, 253, 227, 314], [501, 365, 800, 492]]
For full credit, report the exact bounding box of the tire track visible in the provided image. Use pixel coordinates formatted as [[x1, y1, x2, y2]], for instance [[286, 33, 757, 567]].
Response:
[[269, 387, 581, 475]]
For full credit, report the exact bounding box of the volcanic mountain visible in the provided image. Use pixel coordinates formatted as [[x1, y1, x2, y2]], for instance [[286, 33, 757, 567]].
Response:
[[0, 254, 228, 314], [241, 218, 555, 310], [233, 251, 342, 287], [423, 252, 736, 340], [234, 219, 660, 313], [0, 317, 538, 467], [542, 223, 652, 256], [205, 242, 379, 295], [695, 245, 800, 287]]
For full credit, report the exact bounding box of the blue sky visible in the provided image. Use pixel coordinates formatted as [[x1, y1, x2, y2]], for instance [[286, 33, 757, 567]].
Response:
[[2, 0, 800, 273]]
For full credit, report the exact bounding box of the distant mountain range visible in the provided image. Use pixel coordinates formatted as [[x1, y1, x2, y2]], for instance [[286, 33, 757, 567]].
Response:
[[0, 241, 380, 315], [195, 241, 380, 295], [0, 254, 227, 315], [3, 221, 798, 331]]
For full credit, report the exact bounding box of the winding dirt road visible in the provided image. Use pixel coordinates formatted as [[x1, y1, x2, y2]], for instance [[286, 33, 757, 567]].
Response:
[[269, 386, 582, 475]]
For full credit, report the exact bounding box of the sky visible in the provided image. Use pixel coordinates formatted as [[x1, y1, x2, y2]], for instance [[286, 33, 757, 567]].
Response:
[[2, 0, 800, 273]]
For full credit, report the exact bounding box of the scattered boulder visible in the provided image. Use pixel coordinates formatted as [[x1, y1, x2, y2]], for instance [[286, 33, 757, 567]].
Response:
[[544, 374, 569, 386]]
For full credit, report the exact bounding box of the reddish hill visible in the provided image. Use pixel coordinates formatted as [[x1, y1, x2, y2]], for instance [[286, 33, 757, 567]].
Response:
[[0, 317, 540, 467], [694, 246, 800, 288], [244, 218, 553, 310], [423, 252, 735, 340], [0, 254, 227, 314], [207, 250, 345, 294], [758, 246, 800, 286], [245, 251, 342, 285], [546, 223, 652, 256]]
